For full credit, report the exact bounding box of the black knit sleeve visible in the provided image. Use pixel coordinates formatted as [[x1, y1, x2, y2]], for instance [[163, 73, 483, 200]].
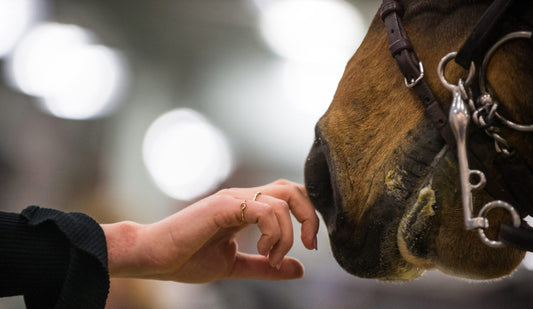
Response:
[[0, 206, 110, 308]]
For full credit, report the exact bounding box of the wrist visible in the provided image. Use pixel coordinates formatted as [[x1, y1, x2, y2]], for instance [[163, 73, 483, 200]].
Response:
[[101, 221, 143, 278]]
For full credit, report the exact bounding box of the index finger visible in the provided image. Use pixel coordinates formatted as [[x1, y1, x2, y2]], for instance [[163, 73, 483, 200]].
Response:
[[257, 179, 319, 250]]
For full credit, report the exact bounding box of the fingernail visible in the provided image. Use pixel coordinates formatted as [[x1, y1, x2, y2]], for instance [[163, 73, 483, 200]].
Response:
[[276, 261, 282, 270], [313, 235, 318, 250]]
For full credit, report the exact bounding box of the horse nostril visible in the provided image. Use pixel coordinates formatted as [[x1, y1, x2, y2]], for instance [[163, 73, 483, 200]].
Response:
[[304, 133, 339, 228], [306, 183, 318, 197], [308, 190, 320, 200]]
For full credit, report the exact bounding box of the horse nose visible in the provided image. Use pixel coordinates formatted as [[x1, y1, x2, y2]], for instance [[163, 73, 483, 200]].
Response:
[[304, 126, 341, 229]]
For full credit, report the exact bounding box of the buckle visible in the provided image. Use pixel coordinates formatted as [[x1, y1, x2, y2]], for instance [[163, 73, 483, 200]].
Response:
[[404, 61, 424, 88]]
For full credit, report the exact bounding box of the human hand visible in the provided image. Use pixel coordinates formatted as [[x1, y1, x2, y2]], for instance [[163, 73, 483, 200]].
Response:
[[102, 179, 320, 283]]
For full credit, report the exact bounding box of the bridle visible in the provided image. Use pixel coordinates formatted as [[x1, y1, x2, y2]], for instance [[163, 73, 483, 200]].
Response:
[[380, 0, 533, 250]]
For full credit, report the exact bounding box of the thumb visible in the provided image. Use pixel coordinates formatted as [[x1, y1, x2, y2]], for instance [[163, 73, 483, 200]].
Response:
[[229, 253, 305, 280]]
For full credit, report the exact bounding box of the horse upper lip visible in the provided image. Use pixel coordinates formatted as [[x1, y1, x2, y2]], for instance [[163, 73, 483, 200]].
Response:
[[304, 128, 342, 231]]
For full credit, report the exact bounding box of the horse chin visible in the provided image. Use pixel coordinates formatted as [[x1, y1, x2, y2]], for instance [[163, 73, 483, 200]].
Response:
[[398, 147, 525, 280]]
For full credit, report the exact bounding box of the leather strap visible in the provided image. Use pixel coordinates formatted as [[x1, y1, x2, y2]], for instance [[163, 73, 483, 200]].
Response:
[[380, 0, 455, 148], [455, 0, 515, 69], [456, 0, 533, 68], [500, 222, 533, 252], [494, 153, 533, 217]]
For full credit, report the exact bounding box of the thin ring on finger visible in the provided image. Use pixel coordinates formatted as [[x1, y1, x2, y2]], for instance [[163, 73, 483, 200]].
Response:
[[240, 200, 247, 224], [253, 191, 262, 201]]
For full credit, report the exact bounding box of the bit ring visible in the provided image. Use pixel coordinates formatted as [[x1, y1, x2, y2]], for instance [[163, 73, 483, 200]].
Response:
[[477, 200, 521, 248], [437, 51, 476, 92]]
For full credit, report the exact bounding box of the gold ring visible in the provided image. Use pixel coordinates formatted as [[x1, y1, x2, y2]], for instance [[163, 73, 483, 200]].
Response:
[[253, 192, 262, 201], [240, 200, 247, 224]]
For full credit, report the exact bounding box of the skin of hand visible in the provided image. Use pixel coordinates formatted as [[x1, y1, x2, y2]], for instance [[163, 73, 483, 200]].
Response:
[[101, 179, 320, 283]]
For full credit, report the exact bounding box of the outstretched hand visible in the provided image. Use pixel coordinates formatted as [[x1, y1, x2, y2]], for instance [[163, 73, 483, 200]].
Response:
[[102, 179, 320, 283]]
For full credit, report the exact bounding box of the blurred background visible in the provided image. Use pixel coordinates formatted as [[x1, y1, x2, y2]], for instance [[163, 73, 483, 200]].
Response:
[[1, 0, 533, 308]]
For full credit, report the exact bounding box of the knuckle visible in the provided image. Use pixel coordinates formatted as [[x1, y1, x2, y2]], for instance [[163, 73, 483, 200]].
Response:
[[294, 183, 306, 192], [262, 204, 276, 217], [275, 200, 290, 212], [212, 192, 232, 204], [274, 178, 290, 185], [256, 204, 275, 219], [273, 179, 302, 198], [279, 180, 301, 195], [288, 184, 300, 196]]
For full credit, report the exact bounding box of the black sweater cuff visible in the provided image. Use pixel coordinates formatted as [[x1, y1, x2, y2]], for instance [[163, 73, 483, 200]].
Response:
[[0, 206, 110, 308]]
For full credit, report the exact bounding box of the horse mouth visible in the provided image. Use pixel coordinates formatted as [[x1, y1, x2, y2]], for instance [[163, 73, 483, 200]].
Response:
[[396, 145, 455, 269]]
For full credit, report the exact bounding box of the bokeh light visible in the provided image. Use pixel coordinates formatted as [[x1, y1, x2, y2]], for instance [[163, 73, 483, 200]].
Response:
[[6, 23, 94, 96], [280, 61, 342, 118], [142, 109, 233, 201], [256, 0, 366, 136], [5, 22, 127, 120], [37, 45, 127, 120], [0, 0, 44, 58], [258, 0, 365, 64]]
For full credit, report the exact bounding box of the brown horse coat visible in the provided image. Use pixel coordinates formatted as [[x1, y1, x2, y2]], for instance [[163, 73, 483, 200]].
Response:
[[305, 0, 533, 280]]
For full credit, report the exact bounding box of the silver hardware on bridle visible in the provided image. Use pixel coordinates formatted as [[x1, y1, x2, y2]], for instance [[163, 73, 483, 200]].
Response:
[[404, 61, 424, 88], [437, 46, 524, 248], [471, 31, 533, 157], [478, 31, 533, 133]]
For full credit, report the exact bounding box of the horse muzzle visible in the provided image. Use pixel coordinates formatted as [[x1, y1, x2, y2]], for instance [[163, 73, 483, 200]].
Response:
[[304, 123, 426, 280], [305, 120, 525, 281]]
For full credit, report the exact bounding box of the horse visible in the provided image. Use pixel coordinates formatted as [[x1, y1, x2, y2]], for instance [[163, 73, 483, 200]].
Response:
[[304, 0, 533, 281]]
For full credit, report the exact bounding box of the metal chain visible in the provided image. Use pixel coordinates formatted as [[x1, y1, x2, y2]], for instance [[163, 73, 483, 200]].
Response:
[[465, 90, 514, 156]]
